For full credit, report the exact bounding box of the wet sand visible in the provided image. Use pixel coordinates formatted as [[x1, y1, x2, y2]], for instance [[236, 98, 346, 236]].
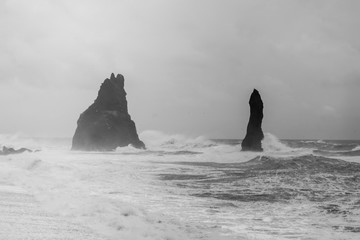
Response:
[[0, 184, 106, 240]]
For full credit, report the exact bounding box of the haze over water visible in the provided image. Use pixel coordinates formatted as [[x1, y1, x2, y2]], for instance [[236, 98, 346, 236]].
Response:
[[1, 1, 360, 239]]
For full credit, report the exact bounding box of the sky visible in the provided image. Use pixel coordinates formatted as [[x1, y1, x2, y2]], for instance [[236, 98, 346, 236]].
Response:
[[0, 0, 359, 139]]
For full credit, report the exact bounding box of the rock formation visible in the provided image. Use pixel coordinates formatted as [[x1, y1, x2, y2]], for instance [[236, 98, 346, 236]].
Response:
[[241, 89, 264, 151], [72, 73, 145, 151], [0, 146, 33, 155]]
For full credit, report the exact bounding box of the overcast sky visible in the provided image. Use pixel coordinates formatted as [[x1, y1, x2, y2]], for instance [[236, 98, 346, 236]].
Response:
[[0, 0, 359, 139]]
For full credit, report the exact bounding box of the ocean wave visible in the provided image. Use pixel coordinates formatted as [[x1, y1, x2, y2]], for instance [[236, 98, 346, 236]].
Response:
[[262, 133, 294, 152], [164, 154, 360, 204], [138, 131, 308, 156], [314, 148, 360, 157], [113, 141, 203, 156], [0, 134, 71, 151], [131, 132, 314, 158], [139, 130, 217, 150], [298, 140, 359, 152], [313, 144, 360, 157], [0, 133, 38, 149], [260, 133, 313, 158], [301, 140, 326, 144], [0, 152, 226, 240], [245, 154, 360, 172], [170, 154, 360, 173], [352, 145, 360, 151], [114, 145, 146, 154], [1, 137, 359, 240]]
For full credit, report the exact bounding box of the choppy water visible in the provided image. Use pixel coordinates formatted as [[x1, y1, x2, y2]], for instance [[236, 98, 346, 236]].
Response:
[[0, 131, 359, 240]]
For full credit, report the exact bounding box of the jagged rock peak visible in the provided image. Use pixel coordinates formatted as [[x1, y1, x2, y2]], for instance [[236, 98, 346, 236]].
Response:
[[241, 88, 264, 152], [95, 73, 126, 108], [107, 73, 124, 84], [72, 73, 145, 151]]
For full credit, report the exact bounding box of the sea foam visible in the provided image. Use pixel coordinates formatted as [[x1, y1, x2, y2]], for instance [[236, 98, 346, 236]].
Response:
[[1, 133, 359, 240], [0, 145, 228, 240]]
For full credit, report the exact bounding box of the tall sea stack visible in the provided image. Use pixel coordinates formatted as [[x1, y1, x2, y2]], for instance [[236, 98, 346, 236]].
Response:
[[72, 73, 145, 151], [241, 89, 264, 151]]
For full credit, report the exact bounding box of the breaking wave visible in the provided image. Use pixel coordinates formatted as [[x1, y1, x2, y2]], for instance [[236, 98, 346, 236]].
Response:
[[262, 133, 295, 152], [140, 130, 216, 150], [139, 131, 306, 156], [1, 132, 360, 239], [352, 145, 360, 151], [0, 149, 224, 240]]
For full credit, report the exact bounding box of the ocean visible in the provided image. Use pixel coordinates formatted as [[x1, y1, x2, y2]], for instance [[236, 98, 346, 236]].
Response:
[[0, 131, 359, 240]]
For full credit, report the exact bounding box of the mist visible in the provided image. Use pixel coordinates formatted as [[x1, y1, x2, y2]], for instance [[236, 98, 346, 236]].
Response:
[[0, 0, 359, 139]]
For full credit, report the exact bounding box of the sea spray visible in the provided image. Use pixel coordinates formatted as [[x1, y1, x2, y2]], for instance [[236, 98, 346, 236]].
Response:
[[140, 130, 216, 150], [0, 133, 38, 149], [0, 149, 228, 240], [1, 135, 360, 240], [261, 133, 293, 152], [352, 145, 360, 151], [0, 133, 71, 151], [261, 133, 312, 157]]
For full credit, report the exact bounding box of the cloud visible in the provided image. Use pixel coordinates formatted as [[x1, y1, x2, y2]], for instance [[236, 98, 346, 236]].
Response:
[[0, 0, 359, 139]]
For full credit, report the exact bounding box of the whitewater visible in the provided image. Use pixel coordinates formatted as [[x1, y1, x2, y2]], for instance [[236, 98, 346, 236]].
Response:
[[0, 131, 359, 240]]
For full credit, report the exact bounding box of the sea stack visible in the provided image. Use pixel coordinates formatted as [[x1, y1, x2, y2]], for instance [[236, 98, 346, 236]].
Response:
[[241, 89, 264, 151], [72, 73, 145, 151]]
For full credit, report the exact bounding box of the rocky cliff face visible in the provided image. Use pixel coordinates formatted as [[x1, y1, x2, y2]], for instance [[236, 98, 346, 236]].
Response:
[[241, 89, 264, 151], [72, 73, 145, 151]]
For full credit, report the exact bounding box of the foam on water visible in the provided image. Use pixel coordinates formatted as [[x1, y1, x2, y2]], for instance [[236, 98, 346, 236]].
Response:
[[140, 130, 216, 151], [0, 132, 359, 240], [262, 133, 295, 153], [352, 145, 360, 151], [0, 151, 228, 240], [0, 133, 38, 149]]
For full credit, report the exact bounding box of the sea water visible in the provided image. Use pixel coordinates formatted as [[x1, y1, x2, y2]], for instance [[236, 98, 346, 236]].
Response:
[[0, 131, 359, 240]]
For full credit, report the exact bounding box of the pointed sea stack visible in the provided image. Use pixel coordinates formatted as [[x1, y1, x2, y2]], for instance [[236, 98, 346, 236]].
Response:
[[72, 73, 145, 151], [241, 89, 264, 151]]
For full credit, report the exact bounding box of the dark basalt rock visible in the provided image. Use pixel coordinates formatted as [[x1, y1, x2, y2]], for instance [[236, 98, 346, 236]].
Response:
[[0, 146, 33, 155], [241, 89, 264, 151], [72, 73, 145, 151]]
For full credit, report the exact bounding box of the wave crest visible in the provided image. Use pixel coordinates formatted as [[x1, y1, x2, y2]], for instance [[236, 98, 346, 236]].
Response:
[[0, 133, 37, 149], [352, 145, 360, 151], [261, 133, 293, 152], [139, 130, 215, 150]]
